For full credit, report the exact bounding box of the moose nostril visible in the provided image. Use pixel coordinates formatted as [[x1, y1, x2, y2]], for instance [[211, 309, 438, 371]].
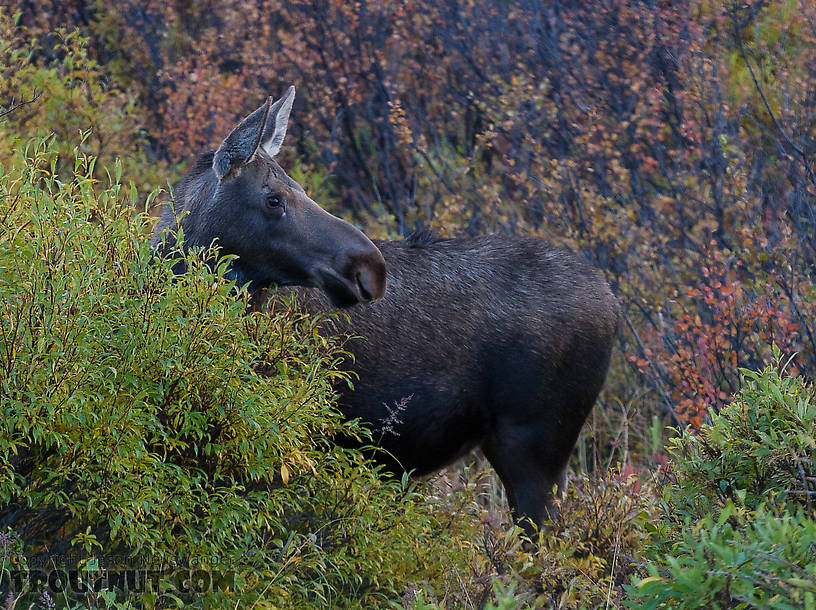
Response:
[[345, 242, 386, 303], [352, 258, 386, 303], [356, 272, 373, 302]]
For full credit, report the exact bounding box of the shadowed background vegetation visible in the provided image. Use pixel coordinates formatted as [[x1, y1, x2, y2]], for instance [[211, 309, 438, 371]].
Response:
[[1, 1, 815, 607]]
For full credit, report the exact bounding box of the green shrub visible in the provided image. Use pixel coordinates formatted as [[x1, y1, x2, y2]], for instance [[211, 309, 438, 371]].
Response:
[[0, 137, 478, 607], [632, 504, 816, 609], [628, 355, 816, 608], [662, 348, 816, 520]]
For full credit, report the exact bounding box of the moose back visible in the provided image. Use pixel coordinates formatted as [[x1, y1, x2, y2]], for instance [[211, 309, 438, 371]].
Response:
[[153, 88, 620, 533]]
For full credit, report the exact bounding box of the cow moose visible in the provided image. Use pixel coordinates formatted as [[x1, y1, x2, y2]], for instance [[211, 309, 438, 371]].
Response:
[[153, 87, 620, 535]]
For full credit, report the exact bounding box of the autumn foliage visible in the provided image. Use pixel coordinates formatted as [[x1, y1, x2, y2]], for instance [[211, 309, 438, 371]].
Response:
[[2, 0, 816, 432], [7, 2, 816, 432], [3, 1, 816, 606], [2, 0, 814, 439]]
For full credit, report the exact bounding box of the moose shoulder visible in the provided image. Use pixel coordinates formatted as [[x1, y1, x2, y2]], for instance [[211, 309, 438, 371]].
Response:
[[152, 88, 620, 534], [288, 233, 619, 533]]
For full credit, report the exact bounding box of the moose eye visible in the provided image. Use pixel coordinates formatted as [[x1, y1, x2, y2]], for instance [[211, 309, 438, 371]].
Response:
[[266, 195, 282, 209]]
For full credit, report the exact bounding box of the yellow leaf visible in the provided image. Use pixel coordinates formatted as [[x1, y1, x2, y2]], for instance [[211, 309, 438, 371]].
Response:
[[280, 464, 289, 485], [637, 576, 663, 587]]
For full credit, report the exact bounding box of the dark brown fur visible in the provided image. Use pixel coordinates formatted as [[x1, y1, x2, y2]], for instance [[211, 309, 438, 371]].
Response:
[[282, 234, 619, 532]]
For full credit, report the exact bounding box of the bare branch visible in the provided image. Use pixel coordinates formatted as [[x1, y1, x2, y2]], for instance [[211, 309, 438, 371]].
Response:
[[0, 90, 42, 119]]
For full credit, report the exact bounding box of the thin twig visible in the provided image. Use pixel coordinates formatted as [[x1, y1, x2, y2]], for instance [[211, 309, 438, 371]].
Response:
[[797, 459, 813, 512], [0, 90, 42, 119], [605, 521, 622, 610], [621, 309, 681, 425]]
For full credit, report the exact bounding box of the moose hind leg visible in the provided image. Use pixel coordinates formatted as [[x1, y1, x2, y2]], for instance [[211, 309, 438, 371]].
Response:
[[483, 425, 572, 538]]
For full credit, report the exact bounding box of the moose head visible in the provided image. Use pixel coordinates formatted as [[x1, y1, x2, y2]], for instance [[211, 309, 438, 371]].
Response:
[[153, 86, 386, 307]]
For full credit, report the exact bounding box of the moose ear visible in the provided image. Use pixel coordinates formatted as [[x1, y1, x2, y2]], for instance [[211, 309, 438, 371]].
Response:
[[213, 97, 273, 181], [259, 85, 295, 158]]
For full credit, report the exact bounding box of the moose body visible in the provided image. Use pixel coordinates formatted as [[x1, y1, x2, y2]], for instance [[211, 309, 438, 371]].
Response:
[[287, 234, 619, 529], [154, 88, 619, 533]]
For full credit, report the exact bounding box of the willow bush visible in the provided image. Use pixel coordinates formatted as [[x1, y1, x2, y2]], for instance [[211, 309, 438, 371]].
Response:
[[0, 137, 478, 608], [628, 355, 816, 608]]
